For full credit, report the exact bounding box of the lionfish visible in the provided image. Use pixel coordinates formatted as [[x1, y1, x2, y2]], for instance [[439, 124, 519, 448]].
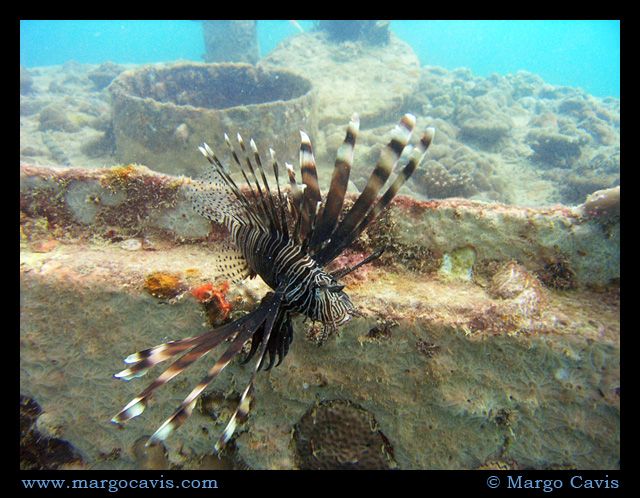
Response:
[[112, 113, 434, 450]]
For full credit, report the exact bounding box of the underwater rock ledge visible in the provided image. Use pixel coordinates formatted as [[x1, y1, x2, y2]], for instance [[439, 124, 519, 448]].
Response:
[[20, 163, 619, 469]]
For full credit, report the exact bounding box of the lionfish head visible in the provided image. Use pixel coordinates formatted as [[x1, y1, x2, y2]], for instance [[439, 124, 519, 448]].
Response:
[[311, 272, 355, 329]]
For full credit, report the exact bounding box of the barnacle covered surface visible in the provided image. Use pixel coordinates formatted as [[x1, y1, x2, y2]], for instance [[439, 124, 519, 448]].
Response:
[[20, 165, 619, 469]]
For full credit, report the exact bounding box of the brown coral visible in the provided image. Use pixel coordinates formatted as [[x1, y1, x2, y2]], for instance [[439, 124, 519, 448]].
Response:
[[412, 159, 473, 199], [292, 400, 396, 469]]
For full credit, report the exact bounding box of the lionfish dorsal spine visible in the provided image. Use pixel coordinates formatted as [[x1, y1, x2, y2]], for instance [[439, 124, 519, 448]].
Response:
[[359, 127, 435, 231], [335, 126, 436, 257], [193, 143, 261, 228], [225, 133, 272, 231], [269, 148, 290, 238], [313, 113, 416, 266], [250, 139, 284, 236], [297, 131, 322, 247], [309, 113, 360, 253]]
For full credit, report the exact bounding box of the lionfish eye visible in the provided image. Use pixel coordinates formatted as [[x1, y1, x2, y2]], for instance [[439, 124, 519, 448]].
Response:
[[326, 284, 345, 293]]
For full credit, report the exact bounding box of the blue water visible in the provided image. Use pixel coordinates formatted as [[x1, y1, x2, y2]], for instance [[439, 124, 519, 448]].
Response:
[[20, 20, 620, 99]]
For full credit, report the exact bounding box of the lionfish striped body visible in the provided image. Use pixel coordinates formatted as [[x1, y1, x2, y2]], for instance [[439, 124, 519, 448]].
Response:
[[112, 113, 434, 450]]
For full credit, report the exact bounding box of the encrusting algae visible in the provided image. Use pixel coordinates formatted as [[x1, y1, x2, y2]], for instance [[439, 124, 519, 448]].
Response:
[[144, 272, 184, 300]]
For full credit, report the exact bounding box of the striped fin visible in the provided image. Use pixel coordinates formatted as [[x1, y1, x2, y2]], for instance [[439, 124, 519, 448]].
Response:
[[269, 148, 290, 238], [297, 131, 322, 247], [145, 291, 283, 447], [313, 114, 416, 266], [309, 113, 360, 253], [190, 143, 261, 228], [225, 133, 287, 236], [285, 162, 303, 222], [322, 127, 435, 262], [114, 336, 202, 381], [111, 322, 242, 424], [249, 138, 284, 235], [215, 282, 285, 451], [358, 128, 435, 231], [225, 134, 271, 229]]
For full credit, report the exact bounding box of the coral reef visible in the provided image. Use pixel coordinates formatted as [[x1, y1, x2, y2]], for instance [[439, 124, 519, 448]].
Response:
[[20, 65, 34, 94], [410, 67, 619, 205], [260, 32, 420, 129], [20, 163, 196, 242], [526, 128, 585, 168], [412, 159, 474, 199], [87, 61, 124, 91], [315, 20, 391, 45], [486, 260, 546, 319], [20, 395, 84, 469], [19, 52, 619, 470], [20, 56, 618, 208]]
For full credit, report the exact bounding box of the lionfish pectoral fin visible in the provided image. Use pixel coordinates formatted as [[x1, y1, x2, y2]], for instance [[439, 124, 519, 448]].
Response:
[[111, 321, 248, 425], [144, 288, 285, 447], [215, 281, 286, 451]]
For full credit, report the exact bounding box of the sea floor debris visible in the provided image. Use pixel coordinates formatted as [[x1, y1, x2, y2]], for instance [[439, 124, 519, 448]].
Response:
[[20, 164, 619, 469]]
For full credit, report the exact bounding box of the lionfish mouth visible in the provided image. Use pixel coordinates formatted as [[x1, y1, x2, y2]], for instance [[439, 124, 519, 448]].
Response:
[[112, 113, 435, 451]]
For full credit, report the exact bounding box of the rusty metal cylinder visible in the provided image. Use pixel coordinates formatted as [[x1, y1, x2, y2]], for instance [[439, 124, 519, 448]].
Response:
[[109, 62, 317, 176]]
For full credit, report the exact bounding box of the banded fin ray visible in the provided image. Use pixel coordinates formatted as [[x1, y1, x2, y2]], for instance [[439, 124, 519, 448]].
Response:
[[111, 319, 247, 424], [309, 113, 360, 254], [269, 148, 290, 237], [358, 128, 435, 232], [313, 113, 416, 267], [320, 127, 435, 263], [145, 290, 285, 446], [297, 131, 322, 247], [215, 282, 285, 451], [225, 133, 282, 233]]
